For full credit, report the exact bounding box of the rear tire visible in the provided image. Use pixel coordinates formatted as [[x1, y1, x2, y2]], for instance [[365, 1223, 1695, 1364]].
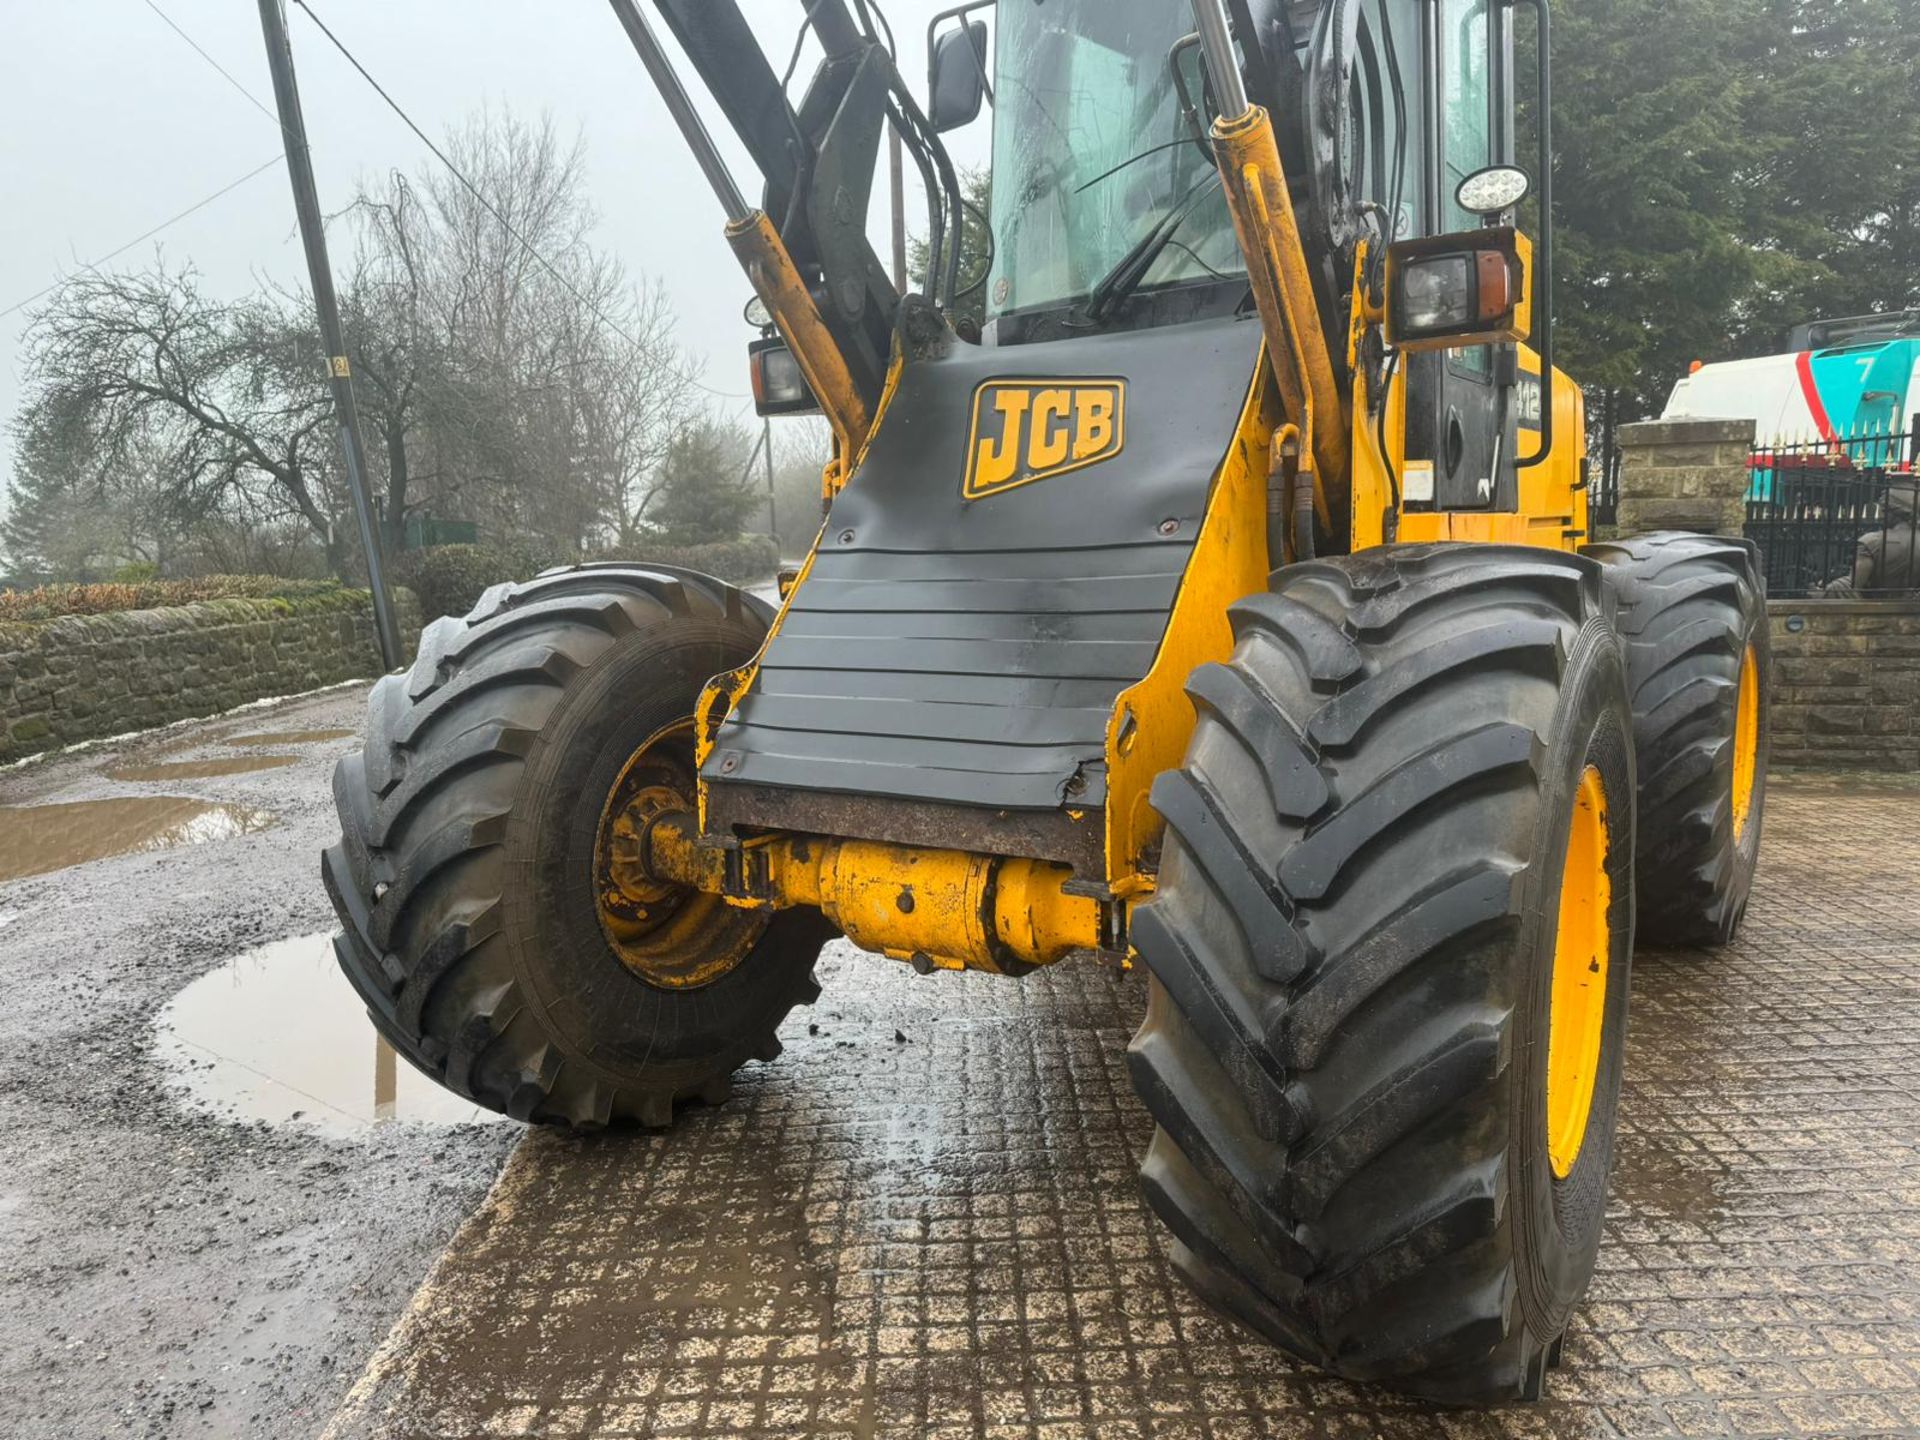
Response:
[[1128, 544, 1636, 1404], [1584, 533, 1769, 947], [323, 565, 834, 1129]]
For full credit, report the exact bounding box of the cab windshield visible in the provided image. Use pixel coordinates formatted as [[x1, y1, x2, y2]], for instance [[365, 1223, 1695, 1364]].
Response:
[[986, 0, 1245, 323]]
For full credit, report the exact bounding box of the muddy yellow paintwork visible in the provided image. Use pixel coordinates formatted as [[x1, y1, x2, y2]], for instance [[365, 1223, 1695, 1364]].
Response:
[[646, 815, 1100, 973], [725, 210, 871, 472], [595, 719, 762, 989], [693, 541, 816, 784], [1212, 105, 1349, 519], [1733, 643, 1760, 844]]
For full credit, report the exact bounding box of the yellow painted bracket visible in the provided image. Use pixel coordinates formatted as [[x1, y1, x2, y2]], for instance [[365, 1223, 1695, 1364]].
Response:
[[1346, 243, 1405, 553], [1102, 361, 1278, 894]]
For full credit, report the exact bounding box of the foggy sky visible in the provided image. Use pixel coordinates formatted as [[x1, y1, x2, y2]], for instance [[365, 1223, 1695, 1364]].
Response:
[[0, 0, 992, 515]]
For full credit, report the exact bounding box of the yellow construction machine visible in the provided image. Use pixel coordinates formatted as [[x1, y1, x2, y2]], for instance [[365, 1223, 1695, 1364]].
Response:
[[326, 0, 1771, 1402]]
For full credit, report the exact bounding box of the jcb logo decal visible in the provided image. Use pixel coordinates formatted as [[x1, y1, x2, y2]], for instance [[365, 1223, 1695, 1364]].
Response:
[[963, 379, 1125, 499]]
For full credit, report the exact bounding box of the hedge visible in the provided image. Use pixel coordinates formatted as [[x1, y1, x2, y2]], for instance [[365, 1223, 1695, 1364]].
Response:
[[386, 543, 554, 624], [0, 575, 344, 624]]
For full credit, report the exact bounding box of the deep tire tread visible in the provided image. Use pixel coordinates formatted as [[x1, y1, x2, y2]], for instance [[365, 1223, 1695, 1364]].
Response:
[[325, 565, 820, 1128], [1585, 533, 1768, 946], [1130, 543, 1624, 1404]]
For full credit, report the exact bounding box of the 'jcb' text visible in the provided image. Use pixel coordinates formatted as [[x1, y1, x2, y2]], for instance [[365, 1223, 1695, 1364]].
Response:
[[963, 380, 1126, 499]]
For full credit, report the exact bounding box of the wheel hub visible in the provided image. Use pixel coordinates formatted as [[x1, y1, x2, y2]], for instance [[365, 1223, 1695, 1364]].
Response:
[[593, 721, 761, 989]]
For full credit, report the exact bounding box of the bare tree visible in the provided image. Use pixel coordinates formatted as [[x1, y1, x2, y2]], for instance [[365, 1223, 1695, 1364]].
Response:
[[12, 263, 349, 572], [7, 106, 705, 583], [348, 110, 699, 552], [340, 173, 436, 556]]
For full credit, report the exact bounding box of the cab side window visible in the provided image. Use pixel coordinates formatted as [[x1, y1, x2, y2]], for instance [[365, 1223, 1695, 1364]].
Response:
[[1441, 0, 1494, 375], [1442, 0, 1493, 232]]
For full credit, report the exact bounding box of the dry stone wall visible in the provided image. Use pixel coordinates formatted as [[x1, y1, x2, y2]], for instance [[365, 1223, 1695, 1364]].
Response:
[[0, 590, 417, 763]]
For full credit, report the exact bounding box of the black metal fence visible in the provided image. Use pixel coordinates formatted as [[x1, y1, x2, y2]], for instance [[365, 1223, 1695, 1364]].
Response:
[[1746, 427, 1920, 598], [1587, 447, 1623, 532], [1589, 388, 1622, 530]]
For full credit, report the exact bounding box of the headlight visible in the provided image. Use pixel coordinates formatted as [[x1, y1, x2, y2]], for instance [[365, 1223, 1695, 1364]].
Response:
[[1384, 228, 1531, 353], [748, 338, 819, 416], [1400, 256, 1477, 332]]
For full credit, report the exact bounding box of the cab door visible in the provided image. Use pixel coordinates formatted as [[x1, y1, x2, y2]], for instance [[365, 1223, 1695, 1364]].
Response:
[[1409, 0, 1516, 513]]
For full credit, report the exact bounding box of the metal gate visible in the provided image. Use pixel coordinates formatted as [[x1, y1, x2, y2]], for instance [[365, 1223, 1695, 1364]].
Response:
[[1746, 426, 1920, 598]]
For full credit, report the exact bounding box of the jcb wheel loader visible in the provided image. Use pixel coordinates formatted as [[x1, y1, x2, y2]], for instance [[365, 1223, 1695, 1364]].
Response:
[[324, 0, 1770, 1403]]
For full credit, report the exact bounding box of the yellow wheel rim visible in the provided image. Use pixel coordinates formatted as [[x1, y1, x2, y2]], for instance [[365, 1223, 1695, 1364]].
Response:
[[1731, 644, 1760, 846], [593, 720, 761, 990], [1546, 765, 1612, 1181]]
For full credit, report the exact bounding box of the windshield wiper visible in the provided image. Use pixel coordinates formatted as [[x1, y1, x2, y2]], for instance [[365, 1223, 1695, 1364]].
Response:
[[1076, 170, 1224, 326], [1072, 138, 1206, 196]]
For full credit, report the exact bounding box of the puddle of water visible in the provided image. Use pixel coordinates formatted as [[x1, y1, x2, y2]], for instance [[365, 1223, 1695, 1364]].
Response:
[[105, 755, 300, 782], [154, 932, 503, 1136], [0, 798, 276, 883], [225, 729, 356, 748]]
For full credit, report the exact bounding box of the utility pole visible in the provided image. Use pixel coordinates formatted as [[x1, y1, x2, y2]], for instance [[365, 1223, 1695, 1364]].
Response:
[[739, 421, 779, 552], [763, 418, 778, 554], [256, 0, 402, 670], [889, 127, 907, 294]]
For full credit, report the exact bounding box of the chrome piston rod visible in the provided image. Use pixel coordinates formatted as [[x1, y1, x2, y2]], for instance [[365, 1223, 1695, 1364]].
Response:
[[1187, 0, 1251, 120], [606, 0, 750, 224]]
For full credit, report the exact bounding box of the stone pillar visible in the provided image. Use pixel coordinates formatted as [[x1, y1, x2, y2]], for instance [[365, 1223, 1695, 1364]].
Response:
[[1614, 416, 1756, 537]]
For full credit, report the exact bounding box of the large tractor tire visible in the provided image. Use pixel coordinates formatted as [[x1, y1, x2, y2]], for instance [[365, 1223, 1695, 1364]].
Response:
[[1128, 545, 1636, 1404], [323, 565, 834, 1128], [1584, 533, 1768, 947]]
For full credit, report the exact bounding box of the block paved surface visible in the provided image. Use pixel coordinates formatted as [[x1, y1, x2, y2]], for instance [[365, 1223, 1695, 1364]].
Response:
[[325, 774, 1920, 1440]]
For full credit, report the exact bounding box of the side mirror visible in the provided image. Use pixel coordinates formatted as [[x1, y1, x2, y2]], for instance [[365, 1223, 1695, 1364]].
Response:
[[749, 336, 819, 418], [1384, 227, 1533, 352], [928, 20, 988, 133]]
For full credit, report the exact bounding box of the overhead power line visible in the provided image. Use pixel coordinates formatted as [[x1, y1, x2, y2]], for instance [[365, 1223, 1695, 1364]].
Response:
[[0, 155, 285, 320], [288, 0, 747, 400], [1, 0, 293, 321], [140, 0, 281, 126]]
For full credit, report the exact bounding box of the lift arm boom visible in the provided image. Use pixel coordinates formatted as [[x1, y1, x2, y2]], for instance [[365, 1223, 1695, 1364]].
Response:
[[618, 0, 910, 411]]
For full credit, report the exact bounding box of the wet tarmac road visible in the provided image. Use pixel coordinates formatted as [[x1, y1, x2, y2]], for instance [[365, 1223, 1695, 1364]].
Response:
[[322, 779, 1920, 1440], [0, 686, 516, 1439], [3, 684, 1918, 1439]]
